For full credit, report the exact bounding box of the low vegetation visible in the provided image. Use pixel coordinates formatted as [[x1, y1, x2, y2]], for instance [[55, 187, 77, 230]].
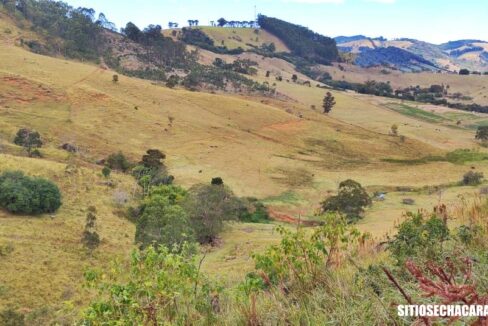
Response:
[[0, 171, 61, 215], [79, 198, 488, 325]]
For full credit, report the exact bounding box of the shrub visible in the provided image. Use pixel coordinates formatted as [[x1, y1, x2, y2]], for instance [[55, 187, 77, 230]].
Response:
[[135, 185, 193, 249], [475, 126, 488, 141], [0, 171, 62, 215], [388, 211, 449, 265], [0, 243, 14, 256], [82, 245, 218, 325], [462, 170, 484, 185], [459, 68, 470, 75], [82, 208, 100, 250], [112, 74, 119, 83], [211, 177, 223, 185], [390, 124, 398, 136], [166, 75, 179, 88], [251, 213, 359, 290], [321, 179, 371, 222], [106, 152, 131, 172], [402, 198, 415, 205], [101, 166, 111, 178], [0, 308, 25, 326], [238, 197, 269, 223]]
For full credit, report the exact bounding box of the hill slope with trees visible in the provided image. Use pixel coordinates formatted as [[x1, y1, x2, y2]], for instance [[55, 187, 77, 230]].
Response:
[[257, 14, 338, 65]]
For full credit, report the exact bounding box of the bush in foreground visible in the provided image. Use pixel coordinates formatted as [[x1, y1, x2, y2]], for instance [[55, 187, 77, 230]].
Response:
[[82, 244, 218, 325], [0, 171, 61, 215]]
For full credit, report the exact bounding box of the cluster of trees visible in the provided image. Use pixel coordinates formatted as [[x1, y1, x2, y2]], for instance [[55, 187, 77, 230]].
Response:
[[2, 0, 112, 61], [121, 23, 194, 70], [0, 171, 61, 215], [187, 19, 199, 27], [324, 78, 488, 114], [134, 180, 269, 248], [213, 58, 258, 75], [179, 27, 244, 55], [257, 15, 338, 65], [459, 68, 488, 76], [325, 79, 393, 97], [101, 149, 269, 249], [182, 64, 273, 93], [213, 18, 258, 28], [395, 84, 447, 102]]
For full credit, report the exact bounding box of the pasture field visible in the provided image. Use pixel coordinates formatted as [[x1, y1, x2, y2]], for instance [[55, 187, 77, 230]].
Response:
[[2, 24, 488, 322]]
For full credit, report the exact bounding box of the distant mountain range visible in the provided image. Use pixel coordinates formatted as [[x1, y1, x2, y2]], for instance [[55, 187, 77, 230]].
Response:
[[335, 35, 488, 72]]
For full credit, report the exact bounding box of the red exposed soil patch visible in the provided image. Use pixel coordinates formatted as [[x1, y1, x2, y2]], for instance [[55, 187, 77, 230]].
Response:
[[268, 209, 322, 227], [0, 75, 64, 104]]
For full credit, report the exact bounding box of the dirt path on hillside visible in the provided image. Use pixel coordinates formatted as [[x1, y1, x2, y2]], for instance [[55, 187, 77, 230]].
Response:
[[268, 209, 322, 226], [68, 67, 105, 88]]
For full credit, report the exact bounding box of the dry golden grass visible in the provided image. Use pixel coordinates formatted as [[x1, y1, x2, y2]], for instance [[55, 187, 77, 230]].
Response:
[[0, 154, 136, 320], [317, 63, 488, 105], [197, 26, 289, 52], [2, 24, 488, 320]]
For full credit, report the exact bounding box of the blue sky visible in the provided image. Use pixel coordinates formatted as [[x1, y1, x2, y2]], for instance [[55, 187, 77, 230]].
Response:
[[64, 0, 488, 44]]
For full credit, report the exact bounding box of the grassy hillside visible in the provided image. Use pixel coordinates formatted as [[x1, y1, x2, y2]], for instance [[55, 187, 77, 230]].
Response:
[[196, 26, 290, 52], [3, 12, 488, 324]]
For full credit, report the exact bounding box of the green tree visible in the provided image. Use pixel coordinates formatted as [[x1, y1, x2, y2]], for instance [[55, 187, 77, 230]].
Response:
[[321, 179, 371, 222], [13, 128, 42, 156], [135, 194, 194, 250], [459, 69, 470, 75], [322, 92, 336, 114], [122, 22, 142, 42], [184, 183, 241, 243]]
